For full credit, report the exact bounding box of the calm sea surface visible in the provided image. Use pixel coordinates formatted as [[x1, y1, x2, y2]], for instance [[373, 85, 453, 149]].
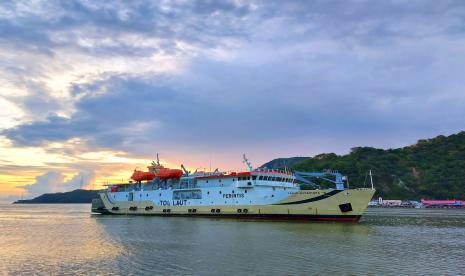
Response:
[[0, 204, 464, 275]]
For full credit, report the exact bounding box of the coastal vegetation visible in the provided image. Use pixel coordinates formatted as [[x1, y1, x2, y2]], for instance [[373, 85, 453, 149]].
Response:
[[283, 132, 465, 199]]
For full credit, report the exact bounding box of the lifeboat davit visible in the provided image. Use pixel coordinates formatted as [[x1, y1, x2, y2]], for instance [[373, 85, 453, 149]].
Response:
[[131, 170, 155, 182]]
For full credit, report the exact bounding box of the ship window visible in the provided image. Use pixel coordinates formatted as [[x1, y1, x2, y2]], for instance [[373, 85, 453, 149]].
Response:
[[238, 177, 242, 181], [206, 180, 208, 183], [244, 190, 247, 193], [232, 190, 235, 193], [247, 176, 251, 180], [259, 176, 263, 180], [216, 209, 221, 213], [271, 177, 276, 181], [219, 191, 222, 194], [159, 193, 161, 196], [263, 176, 268, 181], [173, 190, 202, 200], [211, 209, 215, 213], [233, 178, 235, 181], [252, 176, 257, 180], [272, 195, 274, 197], [207, 191, 210, 195], [219, 179, 222, 182], [146, 193, 149, 197]]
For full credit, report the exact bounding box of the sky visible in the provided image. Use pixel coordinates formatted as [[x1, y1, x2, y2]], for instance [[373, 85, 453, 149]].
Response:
[[1, 0, 465, 201]]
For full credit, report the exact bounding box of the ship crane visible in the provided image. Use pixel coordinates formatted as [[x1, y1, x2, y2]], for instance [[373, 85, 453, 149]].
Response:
[[181, 164, 190, 176], [294, 171, 346, 190], [243, 154, 254, 172]]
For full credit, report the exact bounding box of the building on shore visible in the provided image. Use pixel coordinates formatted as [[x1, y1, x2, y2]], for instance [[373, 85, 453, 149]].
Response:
[[421, 199, 465, 208]]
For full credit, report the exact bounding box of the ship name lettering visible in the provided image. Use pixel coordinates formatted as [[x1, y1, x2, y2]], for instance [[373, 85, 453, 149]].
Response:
[[223, 193, 245, 198], [160, 200, 171, 206], [172, 200, 187, 206]]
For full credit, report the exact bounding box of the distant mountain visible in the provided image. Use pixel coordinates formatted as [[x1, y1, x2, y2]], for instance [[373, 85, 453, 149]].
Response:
[[260, 157, 309, 169], [290, 132, 465, 200], [13, 189, 100, 204]]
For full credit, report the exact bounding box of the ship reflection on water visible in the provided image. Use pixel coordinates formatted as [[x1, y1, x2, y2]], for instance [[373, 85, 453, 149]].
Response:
[[1, 204, 464, 275]]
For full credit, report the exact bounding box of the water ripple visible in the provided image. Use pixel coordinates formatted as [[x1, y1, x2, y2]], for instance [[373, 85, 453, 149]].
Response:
[[1, 205, 465, 275]]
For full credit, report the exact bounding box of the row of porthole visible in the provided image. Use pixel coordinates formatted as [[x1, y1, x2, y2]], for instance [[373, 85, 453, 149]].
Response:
[[206, 190, 248, 195], [116, 189, 255, 200], [119, 207, 251, 214]]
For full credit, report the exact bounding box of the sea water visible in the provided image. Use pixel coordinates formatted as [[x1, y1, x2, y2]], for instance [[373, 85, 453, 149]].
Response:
[[0, 204, 464, 275]]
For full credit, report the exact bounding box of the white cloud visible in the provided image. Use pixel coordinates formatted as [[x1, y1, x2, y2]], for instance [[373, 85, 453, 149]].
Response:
[[16, 171, 95, 198]]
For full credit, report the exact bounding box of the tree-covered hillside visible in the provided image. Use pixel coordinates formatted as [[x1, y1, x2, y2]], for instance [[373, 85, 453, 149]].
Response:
[[290, 132, 465, 199], [261, 157, 309, 170]]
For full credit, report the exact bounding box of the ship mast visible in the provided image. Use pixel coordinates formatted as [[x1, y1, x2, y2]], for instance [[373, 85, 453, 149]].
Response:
[[369, 170, 374, 190]]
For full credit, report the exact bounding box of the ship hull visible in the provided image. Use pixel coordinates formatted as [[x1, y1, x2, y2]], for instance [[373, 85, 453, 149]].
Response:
[[92, 188, 374, 222]]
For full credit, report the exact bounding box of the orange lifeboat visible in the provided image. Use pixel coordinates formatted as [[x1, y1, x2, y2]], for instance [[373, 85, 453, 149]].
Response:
[[155, 168, 183, 180], [131, 170, 156, 182], [130, 168, 183, 182]]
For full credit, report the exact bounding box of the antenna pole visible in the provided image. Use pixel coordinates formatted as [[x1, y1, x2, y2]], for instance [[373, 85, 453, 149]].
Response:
[[369, 170, 374, 190]]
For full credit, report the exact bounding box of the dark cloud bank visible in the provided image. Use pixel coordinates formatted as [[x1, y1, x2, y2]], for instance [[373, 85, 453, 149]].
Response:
[[2, 0, 465, 161]]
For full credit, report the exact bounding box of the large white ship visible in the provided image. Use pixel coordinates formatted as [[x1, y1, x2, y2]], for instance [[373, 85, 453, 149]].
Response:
[[92, 155, 375, 222]]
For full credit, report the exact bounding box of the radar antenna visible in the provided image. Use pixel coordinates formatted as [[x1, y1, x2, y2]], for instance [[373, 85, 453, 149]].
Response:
[[156, 153, 160, 166], [243, 154, 254, 172]]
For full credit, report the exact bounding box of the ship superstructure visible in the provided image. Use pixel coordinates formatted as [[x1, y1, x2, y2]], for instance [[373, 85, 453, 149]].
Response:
[[92, 155, 375, 222]]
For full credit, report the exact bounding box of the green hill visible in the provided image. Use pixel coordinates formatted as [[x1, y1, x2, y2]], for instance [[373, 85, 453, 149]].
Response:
[[260, 157, 309, 170], [289, 132, 465, 200], [13, 189, 100, 204]]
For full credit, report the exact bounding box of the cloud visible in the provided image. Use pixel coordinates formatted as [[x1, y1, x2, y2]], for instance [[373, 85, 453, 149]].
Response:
[[1, 0, 465, 171], [16, 171, 95, 198]]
